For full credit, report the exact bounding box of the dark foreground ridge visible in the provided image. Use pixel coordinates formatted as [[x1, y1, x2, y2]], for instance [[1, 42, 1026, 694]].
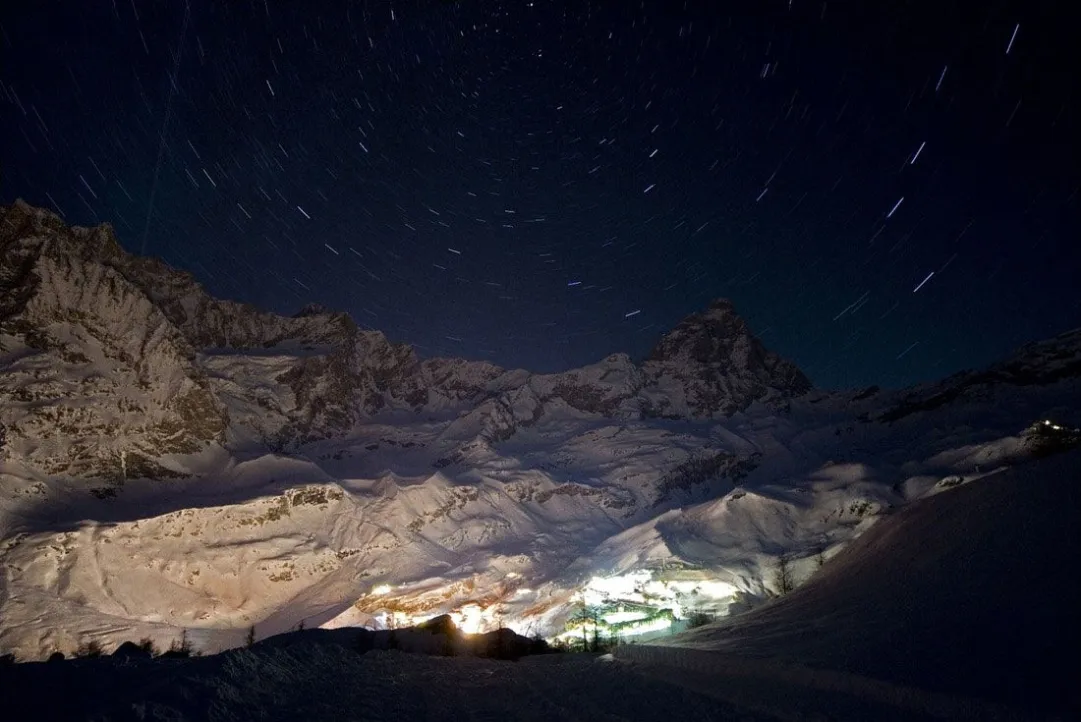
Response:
[[618, 450, 1081, 720]]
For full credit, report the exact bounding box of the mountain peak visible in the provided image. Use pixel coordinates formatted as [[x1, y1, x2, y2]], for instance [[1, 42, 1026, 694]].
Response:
[[647, 298, 753, 365], [642, 299, 811, 416], [704, 297, 738, 313], [294, 303, 334, 318], [4, 199, 125, 263]]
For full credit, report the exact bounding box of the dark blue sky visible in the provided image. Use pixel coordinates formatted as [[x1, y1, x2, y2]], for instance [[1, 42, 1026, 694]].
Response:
[[1, 0, 1077, 389]]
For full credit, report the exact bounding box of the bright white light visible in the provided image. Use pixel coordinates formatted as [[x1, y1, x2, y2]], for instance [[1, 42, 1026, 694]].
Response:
[[617, 616, 672, 636], [603, 610, 651, 624], [576, 571, 741, 624], [451, 604, 485, 634], [371, 584, 393, 596]]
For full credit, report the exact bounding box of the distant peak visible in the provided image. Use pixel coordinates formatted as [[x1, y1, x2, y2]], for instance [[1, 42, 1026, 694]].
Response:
[[643, 299, 812, 409], [649, 300, 750, 363], [294, 303, 333, 318], [706, 298, 737, 313]]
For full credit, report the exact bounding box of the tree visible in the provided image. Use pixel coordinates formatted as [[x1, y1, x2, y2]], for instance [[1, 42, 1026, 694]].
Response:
[[568, 604, 604, 653], [75, 639, 104, 658], [773, 554, 794, 596], [245, 625, 256, 647], [137, 637, 158, 656], [165, 630, 193, 658]]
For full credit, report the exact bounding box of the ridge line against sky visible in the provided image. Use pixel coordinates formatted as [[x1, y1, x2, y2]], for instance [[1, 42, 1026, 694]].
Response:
[[1, 0, 1077, 389]]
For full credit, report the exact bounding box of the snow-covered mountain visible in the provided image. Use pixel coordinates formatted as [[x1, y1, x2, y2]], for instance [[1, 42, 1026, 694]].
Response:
[[1, 199, 1079, 660]]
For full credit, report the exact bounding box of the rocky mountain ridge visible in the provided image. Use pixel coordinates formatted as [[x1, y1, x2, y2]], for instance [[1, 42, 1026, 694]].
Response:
[[0, 199, 810, 482]]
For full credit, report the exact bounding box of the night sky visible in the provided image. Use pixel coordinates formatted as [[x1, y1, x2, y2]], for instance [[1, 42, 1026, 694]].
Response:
[[1, 1, 1077, 390]]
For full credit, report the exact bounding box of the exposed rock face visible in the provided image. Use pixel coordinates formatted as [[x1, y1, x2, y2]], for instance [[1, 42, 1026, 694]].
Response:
[[0, 201, 226, 483], [0, 201, 812, 479], [640, 300, 812, 418]]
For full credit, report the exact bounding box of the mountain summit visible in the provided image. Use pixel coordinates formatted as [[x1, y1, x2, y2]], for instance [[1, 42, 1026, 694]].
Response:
[[641, 299, 812, 417]]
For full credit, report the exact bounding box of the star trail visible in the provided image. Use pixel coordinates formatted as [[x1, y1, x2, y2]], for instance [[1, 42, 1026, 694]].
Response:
[[1, 0, 1077, 388]]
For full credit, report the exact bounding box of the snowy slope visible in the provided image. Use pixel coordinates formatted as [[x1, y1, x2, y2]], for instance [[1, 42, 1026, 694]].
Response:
[[2, 200, 1080, 663], [620, 451, 1081, 718]]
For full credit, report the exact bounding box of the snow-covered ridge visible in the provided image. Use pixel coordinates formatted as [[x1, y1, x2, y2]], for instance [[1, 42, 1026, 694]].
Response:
[[1, 200, 1080, 661], [0, 199, 813, 465]]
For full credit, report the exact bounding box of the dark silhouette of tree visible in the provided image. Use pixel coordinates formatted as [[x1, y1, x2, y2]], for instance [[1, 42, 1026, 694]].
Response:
[[163, 630, 193, 658], [75, 639, 104, 658], [773, 554, 794, 596]]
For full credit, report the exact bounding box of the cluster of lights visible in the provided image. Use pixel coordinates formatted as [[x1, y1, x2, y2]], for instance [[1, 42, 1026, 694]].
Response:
[[366, 582, 506, 635], [576, 571, 739, 620], [450, 604, 488, 635], [362, 570, 740, 641], [554, 571, 742, 640]]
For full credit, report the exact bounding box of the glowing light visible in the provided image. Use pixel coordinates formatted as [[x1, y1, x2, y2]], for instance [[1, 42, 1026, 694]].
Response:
[[371, 584, 393, 596], [451, 604, 486, 634], [620, 616, 672, 635], [603, 610, 651, 624]]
